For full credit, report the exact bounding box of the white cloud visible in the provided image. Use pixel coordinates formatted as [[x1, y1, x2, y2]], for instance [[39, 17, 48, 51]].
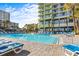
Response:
[[4, 4, 39, 28]]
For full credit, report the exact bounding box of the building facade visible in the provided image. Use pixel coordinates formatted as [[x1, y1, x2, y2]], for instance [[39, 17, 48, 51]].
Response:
[[0, 10, 10, 29], [38, 3, 79, 34], [0, 10, 10, 21], [0, 10, 20, 33], [4, 22, 19, 33]]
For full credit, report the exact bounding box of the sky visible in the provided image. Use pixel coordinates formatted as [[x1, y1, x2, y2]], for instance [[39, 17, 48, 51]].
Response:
[[0, 3, 39, 28]]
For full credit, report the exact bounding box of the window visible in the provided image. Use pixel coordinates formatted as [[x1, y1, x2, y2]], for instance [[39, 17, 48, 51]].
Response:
[[50, 20, 53, 24], [53, 5, 57, 8], [53, 14, 57, 17], [69, 19, 73, 22], [60, 3, 64, 6], [54, 20, 59, 24], [54, 10, 56, 12], [40, 22, 44, 24], [62, 12, 65, 16], [60, 20, 65, 23], [69, 10, 72, 13], [45, 15, 51, 18], [45, 10, 50, 13], [60, 8, 63, 11], [41, 12, 44, 14]]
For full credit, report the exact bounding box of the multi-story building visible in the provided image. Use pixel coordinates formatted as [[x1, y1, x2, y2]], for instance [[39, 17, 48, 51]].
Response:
[[0, 10, 10, 29], [7, 22, 19, 30], [4, 22, 19, 32], [0, 10, 20, 33], [38, 3, 79, 34], [0, 10, 10, 21]]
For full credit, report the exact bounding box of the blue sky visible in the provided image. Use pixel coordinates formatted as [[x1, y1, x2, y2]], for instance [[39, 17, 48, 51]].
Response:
[[0, 3, 38, 28]]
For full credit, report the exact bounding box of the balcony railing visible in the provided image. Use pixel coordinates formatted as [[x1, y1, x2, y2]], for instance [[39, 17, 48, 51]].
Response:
[[54, 15, 71, 19], [45, 7, 52, 10], [39, 5, 44, 9], [39, 24, 43, 28], [54, 24, 59, 27], [38, 14, 44, 16], [44, 17, 51, 20], [45, 4, 51, 6], [44, 24, 49, 27], [50, 24, 53, 27], [45, 12, 52, 15], [38, 9, 44, 12], [39, 18, 44, 21], [68, 23, 74, 26], [60, 23, 67, 27]]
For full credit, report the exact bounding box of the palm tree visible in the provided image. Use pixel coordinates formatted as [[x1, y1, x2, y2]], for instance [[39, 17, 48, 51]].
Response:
[[64, 3, 79, 34], [3, 20, 10, 31]]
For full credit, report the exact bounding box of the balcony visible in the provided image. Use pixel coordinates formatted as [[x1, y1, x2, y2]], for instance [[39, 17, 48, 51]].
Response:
[[45, 7, 52, 10], [68, 23, 74, 26], [38, 9, 44, 13], [54, 15, 71, 19], [45, 4, 51, 6], [44, 17, 51, 20], [60, 23, 67, 27], [38, 14, 44, 17], [39, 24, 43, 28], [50, 24, 53, 27], [52, 7, 58, 10], [39, 18, 44, 21], [52, 12, 58, 15], [52, 5, 63, 10], [52, 10, 67, 15], [44, 24, 49, 27], [53, 24, 59, 27], [39, 5, 44, 9], [45, 12, 52, 15]]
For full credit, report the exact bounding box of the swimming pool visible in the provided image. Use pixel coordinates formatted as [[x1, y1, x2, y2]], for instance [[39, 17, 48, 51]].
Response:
[[0, 34, 59, 44]]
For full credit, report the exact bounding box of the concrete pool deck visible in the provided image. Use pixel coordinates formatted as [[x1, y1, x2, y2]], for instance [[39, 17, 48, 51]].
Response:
[[0, 34, 79, 56]]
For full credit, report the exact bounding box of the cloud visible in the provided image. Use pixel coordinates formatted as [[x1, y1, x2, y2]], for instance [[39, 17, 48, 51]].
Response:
[[4, 3, 39, 28]]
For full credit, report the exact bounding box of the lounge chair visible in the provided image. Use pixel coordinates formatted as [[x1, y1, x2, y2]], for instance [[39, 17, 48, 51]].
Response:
[[0, 39, 12, 44], [63, 44, 79, 56], [0, 40, 24, 56]]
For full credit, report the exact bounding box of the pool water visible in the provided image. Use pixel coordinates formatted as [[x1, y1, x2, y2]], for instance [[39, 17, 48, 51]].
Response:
[[0, 34, 59, 44]]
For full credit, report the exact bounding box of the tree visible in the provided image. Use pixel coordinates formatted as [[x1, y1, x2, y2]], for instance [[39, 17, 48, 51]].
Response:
[[3, 20, 10, 29], [64, 3, 79, 34], [23, 24, 38, 33]]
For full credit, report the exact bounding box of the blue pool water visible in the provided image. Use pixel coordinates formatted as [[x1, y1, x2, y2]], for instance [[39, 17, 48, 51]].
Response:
[[0, 34, 59, 44]]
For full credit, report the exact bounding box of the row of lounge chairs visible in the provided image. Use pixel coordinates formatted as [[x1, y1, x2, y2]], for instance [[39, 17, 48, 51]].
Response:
[[0, 37, 79, 56], [0, 39, 24, 56]]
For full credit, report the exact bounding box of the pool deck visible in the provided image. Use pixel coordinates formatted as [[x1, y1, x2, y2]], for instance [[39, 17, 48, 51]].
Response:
[[0, 34, 79, 56]]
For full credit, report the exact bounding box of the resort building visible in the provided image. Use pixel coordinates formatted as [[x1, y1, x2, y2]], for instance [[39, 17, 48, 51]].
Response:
[[4, 22, 19, 33], [0, 10, 10, 29], [38, 3, 79, 34], [0, 10, 10, 21], [0, 10, 20, 33]]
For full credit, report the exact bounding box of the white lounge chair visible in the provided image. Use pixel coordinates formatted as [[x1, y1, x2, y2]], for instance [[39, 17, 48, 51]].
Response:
[[0, 39, 12, 45], [63, 44, 79, 56]]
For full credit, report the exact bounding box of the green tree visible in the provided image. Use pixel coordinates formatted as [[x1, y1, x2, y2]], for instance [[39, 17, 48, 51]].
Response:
[[64, 3, 79, 34]]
